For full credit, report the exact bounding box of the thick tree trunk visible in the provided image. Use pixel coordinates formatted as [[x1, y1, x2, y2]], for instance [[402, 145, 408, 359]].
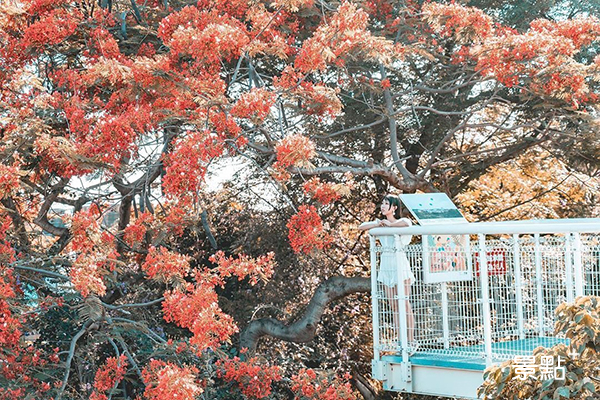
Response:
[[240, 276, 371, 352]]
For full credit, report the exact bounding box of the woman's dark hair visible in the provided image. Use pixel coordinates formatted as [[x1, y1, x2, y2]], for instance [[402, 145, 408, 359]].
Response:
[[383, 194, 402, 219]]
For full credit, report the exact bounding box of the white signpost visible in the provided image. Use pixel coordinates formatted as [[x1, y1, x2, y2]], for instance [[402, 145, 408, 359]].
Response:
[[400, 193, 472, 283]]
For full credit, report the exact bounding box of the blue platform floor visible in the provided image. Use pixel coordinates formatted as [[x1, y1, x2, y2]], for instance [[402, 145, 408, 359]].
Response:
[[383, 337, 570, 371]]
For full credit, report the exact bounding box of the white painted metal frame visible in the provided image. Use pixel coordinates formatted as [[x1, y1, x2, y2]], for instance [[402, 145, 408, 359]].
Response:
[[369, 218, 600, 397]]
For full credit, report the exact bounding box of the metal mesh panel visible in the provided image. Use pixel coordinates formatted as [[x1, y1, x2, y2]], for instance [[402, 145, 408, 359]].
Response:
[[409, 246, 444, 348], [374, 239, 400, 353], [484, 239, 518, 340], [372, 232, 600, 363], [583, 234, 600, 296]]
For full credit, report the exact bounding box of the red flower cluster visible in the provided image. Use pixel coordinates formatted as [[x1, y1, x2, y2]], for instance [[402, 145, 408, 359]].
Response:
[[141, 359, 202, 400], [0, 218, 24, 385], [162, 130, 225, 198], [158, 6, 250, 68], [294, 2, 394, 73], [302, 177, 347, 205], [162, 281, 238, 353], [473, 27, 599, 106], [91, 354, 128, 398], [0, 299, 21, 349], [231, 88, 276, 123], [531, 17, 600, 48], [274, 134, 316, 170], [69, 207, 101, 254], [142, 246, 191, 282], [217, 356, 282, 399], [0, 163, 21, 199], [290, 368, 357, 399], [244, 4, 294, 58], [0, 346, 57, 395], [22, 8, 80, 49], [0, 388, 25, 400], [161, 202, 188, 237], [286, 205, 332, 254], [0, 270, 16, 301], [123, 212, 154, 247], [475, 31, 575, 85], [209, 251, 276, 285], [66, 207, 116, 297], [422, 2, 494, 43], [196, 0, 251, 19], [363, 0, 394, 22], [208, 111, 243, 140], [69, 258, 107, 298], [424, 3, 600, 107], [0, 215, 16, 264], [88, 27, 122, 60]]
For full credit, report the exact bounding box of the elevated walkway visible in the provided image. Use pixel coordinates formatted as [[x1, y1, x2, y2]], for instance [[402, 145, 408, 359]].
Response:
[[369, 218, 600, 399]]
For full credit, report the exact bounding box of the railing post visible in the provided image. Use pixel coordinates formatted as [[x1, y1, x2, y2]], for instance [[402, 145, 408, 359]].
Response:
[[478, 234, 493, 366], [512, 234, 524, 339], [573, 233, 584, 297], [565, 234, 574, 303], [395, 235, 409, 362], [534, 234, 544, 336], [370, 235, 380, 361], [441, 282, 450, 349]]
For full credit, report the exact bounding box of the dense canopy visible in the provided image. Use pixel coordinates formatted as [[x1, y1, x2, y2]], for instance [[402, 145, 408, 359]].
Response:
[[0, 0, 599, 398]]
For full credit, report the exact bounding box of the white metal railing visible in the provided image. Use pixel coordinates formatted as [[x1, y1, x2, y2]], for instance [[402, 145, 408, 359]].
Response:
[[370, 218, 600, 369]]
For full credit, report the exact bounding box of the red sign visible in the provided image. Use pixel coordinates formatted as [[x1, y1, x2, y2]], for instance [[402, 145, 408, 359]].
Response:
[[474, 249, 507, 276]]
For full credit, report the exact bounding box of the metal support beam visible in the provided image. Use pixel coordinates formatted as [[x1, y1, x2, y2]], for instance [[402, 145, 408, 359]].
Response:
[[478, 234, 493, 366], [370, 236, 380, 361], [573, 233, 584, 297], [534, 234, 544, 336], [512, 234, 524, 339]]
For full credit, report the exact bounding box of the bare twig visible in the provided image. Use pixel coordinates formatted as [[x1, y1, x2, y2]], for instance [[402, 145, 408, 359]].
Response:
[[57, 320, 93, 400]]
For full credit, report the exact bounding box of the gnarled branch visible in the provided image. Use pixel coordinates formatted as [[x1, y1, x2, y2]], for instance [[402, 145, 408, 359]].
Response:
[[240, 276, 370, 352]]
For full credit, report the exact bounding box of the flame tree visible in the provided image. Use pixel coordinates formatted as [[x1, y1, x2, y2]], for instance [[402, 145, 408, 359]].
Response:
[[0, 0, 599, 398]]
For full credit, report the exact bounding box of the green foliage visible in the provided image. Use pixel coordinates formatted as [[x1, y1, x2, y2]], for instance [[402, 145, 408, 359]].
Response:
[[479, 296, 600, 399]]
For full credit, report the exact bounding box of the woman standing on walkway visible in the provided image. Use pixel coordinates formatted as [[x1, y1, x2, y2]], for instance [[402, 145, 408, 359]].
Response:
[[359, 194, 417, 349]]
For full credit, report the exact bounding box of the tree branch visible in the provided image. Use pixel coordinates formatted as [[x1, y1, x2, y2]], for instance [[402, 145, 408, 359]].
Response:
[[1, 196, 30, 251], [316, 152, 369, 168], [34, 178, 70, 236], [313, 118, 386, 139], [380, 64, 413, 181], [57, 320, 92, 400], [292, 164, 432, 192], [352, 370, 377, 400], [102, 297, 165, 309], [239, 276, 370, 352], [12, 265, 70, 281]]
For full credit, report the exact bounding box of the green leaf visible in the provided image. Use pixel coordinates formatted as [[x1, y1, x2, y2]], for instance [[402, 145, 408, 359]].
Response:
[[584, 327, 595, 338], [497, 382, 505, 392], [542, 379, 554, 390], [555, 386, 570, 399], [500, 367, 511, 381], [583, 382, 595, 393]]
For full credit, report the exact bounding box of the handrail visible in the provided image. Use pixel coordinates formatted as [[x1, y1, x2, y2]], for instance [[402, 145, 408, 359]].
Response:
[[368, 218, 600, 236]]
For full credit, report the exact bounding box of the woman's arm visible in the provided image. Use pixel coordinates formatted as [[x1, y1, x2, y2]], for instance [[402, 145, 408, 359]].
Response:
[[384, 218, 412, 228], [358, 219, 380, 231]]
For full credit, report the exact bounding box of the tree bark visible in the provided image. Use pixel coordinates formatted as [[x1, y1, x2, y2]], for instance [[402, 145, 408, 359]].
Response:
[[240, 276, 371, 352], [352, 370, 377, 400]]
